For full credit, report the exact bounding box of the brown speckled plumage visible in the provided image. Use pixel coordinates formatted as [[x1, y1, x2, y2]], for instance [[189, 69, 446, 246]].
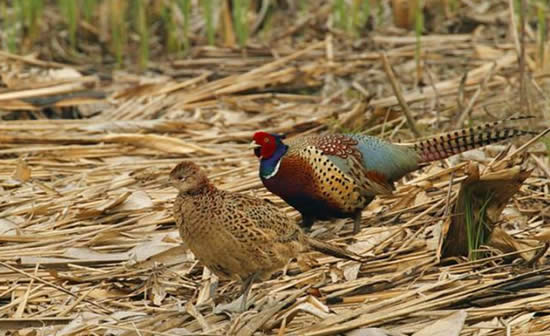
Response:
[[262, 143, 366, 220], [253, 117, 535, 234], [170, 161, 354, 311]]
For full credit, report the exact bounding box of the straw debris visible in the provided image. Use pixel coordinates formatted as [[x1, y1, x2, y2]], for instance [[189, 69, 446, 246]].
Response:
[[1, 1, 550, 335]]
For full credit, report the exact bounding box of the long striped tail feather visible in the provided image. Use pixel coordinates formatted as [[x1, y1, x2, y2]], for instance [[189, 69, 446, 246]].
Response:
[[412, 116, 536, 163]]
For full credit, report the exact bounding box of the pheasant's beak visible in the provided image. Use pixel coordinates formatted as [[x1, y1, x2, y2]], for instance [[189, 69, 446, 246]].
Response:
[[248, 141, 261, 149]]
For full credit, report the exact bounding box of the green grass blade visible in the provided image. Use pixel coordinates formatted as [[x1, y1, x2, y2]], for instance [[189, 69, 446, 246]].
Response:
[[201, 0, 215, 45], [136, 0, 149, 70], [58, 0, 78, 49], [333, 0, 347, 31], [415, 0, 424, 78], [82, 0, 96, 22], [465, 187, 494, 261], [181, 0, 191, 53], [110, 1, 127, 68], [233, 0, 250, 47], [537, 0, 547, 68], [1, 2, 18, 52]]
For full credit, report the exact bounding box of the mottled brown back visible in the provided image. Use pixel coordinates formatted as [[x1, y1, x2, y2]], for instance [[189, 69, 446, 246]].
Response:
[[174, 184, 308, 282]]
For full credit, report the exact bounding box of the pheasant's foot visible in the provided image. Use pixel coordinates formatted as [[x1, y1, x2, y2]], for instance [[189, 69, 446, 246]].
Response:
[[300, 216, 315, 233], [214, 272, 258, 314], [209, 279, 219, 299], [352, 212, 362, 235]]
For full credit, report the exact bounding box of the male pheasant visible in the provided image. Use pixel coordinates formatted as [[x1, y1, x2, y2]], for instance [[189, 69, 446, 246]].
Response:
[[251, 117, 534, 234], [170, 161, 355, 312]]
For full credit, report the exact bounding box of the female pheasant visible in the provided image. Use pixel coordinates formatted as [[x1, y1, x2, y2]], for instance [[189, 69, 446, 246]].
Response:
[[251, 118, 534, 234], [170, 161, 355, 312]]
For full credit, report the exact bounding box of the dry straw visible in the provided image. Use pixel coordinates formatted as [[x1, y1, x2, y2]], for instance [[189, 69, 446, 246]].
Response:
[[0, 2, 549, 335]]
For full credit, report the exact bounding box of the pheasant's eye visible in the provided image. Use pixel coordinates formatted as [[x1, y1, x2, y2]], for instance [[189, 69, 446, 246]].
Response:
[[264, 138, 270, 143]]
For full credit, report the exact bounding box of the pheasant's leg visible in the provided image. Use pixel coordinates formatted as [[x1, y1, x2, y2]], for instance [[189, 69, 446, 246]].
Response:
[[209, 278, 219, 299], [301, 216, 315, 232], [239, 272, 259, 312], [352, 211, 362, 234], [213, 273, 259, 314]]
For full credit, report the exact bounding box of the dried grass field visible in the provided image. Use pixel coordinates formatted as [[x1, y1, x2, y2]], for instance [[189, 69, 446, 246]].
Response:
[[1, 1, 550, 335]]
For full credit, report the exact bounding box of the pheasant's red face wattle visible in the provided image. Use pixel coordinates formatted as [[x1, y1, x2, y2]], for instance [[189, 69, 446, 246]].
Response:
[[252, 132, 278, 159]]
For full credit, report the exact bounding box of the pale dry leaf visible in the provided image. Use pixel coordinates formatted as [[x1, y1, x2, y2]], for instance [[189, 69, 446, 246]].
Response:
[[197, 267, 216, 306], [18, 256, 91, 266], [307, 295, 331, 314], [47, 67, 83, 80], [138, 74, 172, 85], [419, 164, 445, 177], [135, 245, 193, 269], [342, 262, 361, 281], [0, 218, 19, 236], [78, 101, 112, 117], [329, 268, 341, 283], [82, 120, 162, 133], [76, 192, 132, 218], [395, 259, 423, 273], [128, 240, 177, 263], [2, 174, 21, 188], [88, 288, 127, 299], [152, 280, 167, 306], [116, 190, 153, 211], [391, 187, 419, 210], [349, 229, 395, 255], [470, 317, 501, 336], [34, 326, 58, 336], [97, 191, 132, 212], [219, 109, 249, 125], [412, 310, 467, 336], [165, 328, 193, 335], [426, 220, 443, 251], [103, 133, 219, 155], [63, 247, 129, 261], [86, 230, 128, 246], [292, 301, 332, 319], [102, 311, 148, 336], [447, 155, 462, 167], [460, 149, 489, 163], [501, 207, 522, 218], [506, 312, 536, 328], [346, 327, 402, 336], [474, 44, 505, 60], [79, 184, 109, 200], [131, 212, 169, 234], [137, 212, 167, 226], [17, 328, 34, 336], [109, 311, 148, 320], [489, 227, 538, 261], [57, 312, 103, 336], [185, 301, 210, 332], [102, 156, 146, 165], [414, 190, 430, 207]]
